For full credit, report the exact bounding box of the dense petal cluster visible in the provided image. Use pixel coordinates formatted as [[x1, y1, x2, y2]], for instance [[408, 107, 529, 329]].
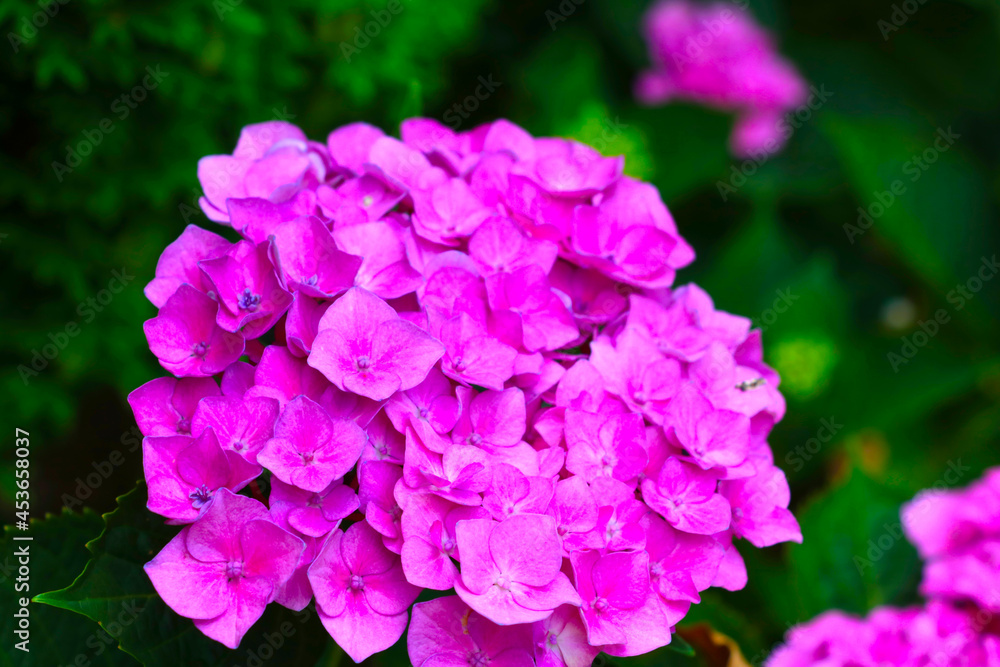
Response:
[[769, 467, 1000, 666], [133, 117, 800, 662], [902, 466, 1000, 612], [767, 602, 1000, 667], [636, 0, 808, 158]]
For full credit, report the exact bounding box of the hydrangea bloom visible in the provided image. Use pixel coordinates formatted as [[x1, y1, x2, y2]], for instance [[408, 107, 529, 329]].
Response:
[[133, 117, 800, 660], [902, 466, 1000, 613], [769, 467, 1000, 666], [767, 602, 1000, 667], [636, 0, 808, 158]]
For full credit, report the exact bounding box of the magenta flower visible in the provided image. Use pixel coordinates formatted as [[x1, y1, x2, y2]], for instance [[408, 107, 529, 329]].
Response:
[[144, 489, 305, 648], [332, 218, 422, 298], [190, 395, 279, 464], [308, 521, 421, 662], [128, 376, 220, 437], [358, 460, 405, 553], [486, 266, 579, 352], [451, 387, 527, 451], [244, 345, 328, 407], [641, 456, 731, 535], [143, 428, 261, 523], [198, 120, 326, 223], [408, 596, 535, 667], [403, 430, 493, 506], [482, 463, 554, 521], [257, 396, 366, 493], [437, 312, 518, 391], [590, 328, 681, 422], [144, 224, 231, 308], [398, 489, 489, 590], [569, 549, 649, 646], [269, 215, 362, 297], [453, 515, 581, 625], [570, 178, 693, 289], [547, 476, 602, 554], [902, 466, 1000, 613], [200, 239, 292, 338], [644, 515, 724, 603], [269, 477, 358, 538], [721, 462, 802, 547], [143, 285, 245, 377], [767, 601, 1000, 667], [309, 287, 445, 401], [534, 605, 602, 667], [668, 384, 750, 470], [135, 116, 800, 659], [564, 409, 647, 485], [636, 0, 809, 158], [385, 368, 461, 448], [360, 412, 405, 464]]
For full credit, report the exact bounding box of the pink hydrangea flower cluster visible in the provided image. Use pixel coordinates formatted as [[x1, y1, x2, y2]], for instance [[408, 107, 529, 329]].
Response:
[[767, 602, 1000, 667], [768, 467, 1000, 666], [132, 117, 801, 662], [636, 0, 808, 158], [903, 466, 1000, 612]]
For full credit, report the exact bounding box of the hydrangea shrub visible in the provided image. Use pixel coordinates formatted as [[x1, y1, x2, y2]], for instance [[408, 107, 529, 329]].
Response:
[[769, 467, 1000, 665], [636, 0, 808, 158], [130, 117, 801, 663]]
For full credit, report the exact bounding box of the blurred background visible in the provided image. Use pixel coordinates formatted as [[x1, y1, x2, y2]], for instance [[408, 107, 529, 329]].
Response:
[[2, 0, 999, 664]]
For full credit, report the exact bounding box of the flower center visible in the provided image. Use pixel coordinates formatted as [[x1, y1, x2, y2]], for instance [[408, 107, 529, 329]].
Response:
[[593, 597, 609, 613], [452, 356, 466, 372], [362, 195, 374, 208], [176, 417, 192, 435], [442, 538, 456, 553], [189, 484, 212, 509], [418, 407, 430, 419], [356, 355, 372, 371], [349, 574, 365, 591], [308, 493, 323, 508], [733, 507, 744, 522], [467, 433, 482, 447], [192, 341, 209, 357], [225, 560, 244, 581], [237, 288, 262, 312], [632, 390, 647, 404], [303, 274, 319, 287], [467, 650, 489, 667], [301, 451, 315, 465], [494, 574, 511, 590], [547, 632, 559, 646]]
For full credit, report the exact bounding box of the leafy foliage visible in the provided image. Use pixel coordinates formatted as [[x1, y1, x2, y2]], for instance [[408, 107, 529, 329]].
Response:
[[35, 483, 339, 666], [1, 509, 133, 667], [5, 0, 1000, 662]]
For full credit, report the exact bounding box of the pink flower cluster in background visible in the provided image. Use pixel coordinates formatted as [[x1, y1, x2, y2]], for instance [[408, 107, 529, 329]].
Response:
[[903, 466, 1000, 613], [132, 117, 800, 663], [768, 466, 1000, 666], [767, 602, 1000, 667], [636, 0, 808, 158]]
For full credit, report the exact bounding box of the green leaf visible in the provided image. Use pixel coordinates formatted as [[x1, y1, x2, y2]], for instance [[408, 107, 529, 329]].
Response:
[[788, 470, 921, 617], [35, 483, 337, 667], [666, 633, 696, 657], [2, 509, 134, 667]]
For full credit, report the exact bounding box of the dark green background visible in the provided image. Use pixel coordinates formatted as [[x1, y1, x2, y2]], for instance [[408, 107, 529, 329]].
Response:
[[2, 0, 999, 664]]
